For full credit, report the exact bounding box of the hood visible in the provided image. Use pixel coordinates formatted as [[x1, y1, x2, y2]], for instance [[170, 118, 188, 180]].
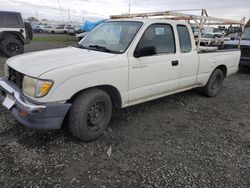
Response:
[[224, 40, 250, 46], [7, 46, 116, 77]]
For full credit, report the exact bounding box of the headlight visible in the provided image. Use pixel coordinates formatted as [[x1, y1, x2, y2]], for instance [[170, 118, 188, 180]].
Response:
[[22, 76, 53, 98]]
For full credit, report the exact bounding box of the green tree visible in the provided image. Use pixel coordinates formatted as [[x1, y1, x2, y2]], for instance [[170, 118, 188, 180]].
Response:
[[27, 17, 38, 22]]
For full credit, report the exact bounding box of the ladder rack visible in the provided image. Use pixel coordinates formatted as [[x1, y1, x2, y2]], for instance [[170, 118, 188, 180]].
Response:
[[110, 9, 246, 50]]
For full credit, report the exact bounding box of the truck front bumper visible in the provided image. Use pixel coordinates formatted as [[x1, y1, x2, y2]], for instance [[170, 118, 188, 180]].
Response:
[[0, 77, 71, 130]]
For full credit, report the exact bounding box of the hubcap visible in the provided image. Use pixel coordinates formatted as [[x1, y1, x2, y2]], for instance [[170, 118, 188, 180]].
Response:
[[87, 102, 105, 131]]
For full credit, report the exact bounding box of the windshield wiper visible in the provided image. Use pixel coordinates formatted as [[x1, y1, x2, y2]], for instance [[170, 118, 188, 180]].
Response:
[[88, 45, 112, 53]]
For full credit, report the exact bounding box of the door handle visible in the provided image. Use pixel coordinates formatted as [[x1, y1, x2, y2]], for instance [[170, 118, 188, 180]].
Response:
[[172, 60, 179, 66]]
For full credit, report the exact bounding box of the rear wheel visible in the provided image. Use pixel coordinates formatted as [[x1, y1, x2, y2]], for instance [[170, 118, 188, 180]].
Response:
[[0, 36, 24, 57], [68, 89, 112, 141], [202, 68, 224, 97]]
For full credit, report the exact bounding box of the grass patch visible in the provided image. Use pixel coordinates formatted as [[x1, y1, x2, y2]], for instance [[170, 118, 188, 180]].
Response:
[[33, 35, 78, 43]]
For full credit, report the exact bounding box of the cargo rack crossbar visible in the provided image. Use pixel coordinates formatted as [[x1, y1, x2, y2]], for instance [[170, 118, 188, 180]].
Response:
[[110, 9, 246, 50]]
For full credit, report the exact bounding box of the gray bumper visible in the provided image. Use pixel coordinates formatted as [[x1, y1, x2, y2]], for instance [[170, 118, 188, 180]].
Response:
[[0, 77, 71, 130]]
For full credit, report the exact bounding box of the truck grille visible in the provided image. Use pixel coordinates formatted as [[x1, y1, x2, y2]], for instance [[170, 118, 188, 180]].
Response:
[[8, 67, 24, 88]]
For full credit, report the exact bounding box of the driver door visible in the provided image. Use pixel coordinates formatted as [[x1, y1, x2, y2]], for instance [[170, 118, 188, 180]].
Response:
[[128, 23, 181, 104]]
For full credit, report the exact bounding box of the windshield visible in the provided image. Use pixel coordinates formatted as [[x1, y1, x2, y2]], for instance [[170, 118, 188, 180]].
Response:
[[242, 29, 250, 40], [78, 21, 143, 53]]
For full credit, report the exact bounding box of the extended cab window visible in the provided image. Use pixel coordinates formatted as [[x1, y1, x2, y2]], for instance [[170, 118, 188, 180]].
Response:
[[137, 24, 176, 54], [177, 25, 192, 53]]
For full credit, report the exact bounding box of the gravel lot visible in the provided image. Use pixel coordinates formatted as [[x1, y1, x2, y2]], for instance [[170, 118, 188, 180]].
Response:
[[0, 35, 250, 187]]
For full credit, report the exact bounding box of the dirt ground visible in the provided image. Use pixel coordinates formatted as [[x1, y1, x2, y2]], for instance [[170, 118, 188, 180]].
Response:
[[0, 35, 250, 187]]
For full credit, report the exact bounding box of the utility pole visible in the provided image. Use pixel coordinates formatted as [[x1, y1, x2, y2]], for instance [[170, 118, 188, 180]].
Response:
[[68, 8, 70, 25], [36, 8, 38, 19], [128, 0, 131, 14]]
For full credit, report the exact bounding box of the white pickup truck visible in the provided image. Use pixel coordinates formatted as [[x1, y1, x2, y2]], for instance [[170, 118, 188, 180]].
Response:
[[0, 19, 240, 141]]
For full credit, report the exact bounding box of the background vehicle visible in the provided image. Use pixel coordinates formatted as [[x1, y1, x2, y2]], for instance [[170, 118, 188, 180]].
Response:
[[43, 25, 53, 33], [32, 25, 44, 33], [199, 32, 224, 46], [223, 28, 250, 67], [0, 11, 33, 57], [0, 17, 240, 141], [66, 26, 75, 35], [48, 26, 66, 34]]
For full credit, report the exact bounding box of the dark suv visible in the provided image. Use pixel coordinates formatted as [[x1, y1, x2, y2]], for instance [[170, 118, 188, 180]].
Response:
[[223, 28, 250, 67], [0, 11, 33, 57]]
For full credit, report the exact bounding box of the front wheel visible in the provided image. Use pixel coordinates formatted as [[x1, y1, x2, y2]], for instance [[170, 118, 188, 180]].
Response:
[[68, 89, 112, 141], [0, 37, 24, 57], [202, 68, 224, 97]]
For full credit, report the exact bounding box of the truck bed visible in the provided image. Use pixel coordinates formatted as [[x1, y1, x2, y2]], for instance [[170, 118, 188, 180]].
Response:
[[197, 49, 241, 85]]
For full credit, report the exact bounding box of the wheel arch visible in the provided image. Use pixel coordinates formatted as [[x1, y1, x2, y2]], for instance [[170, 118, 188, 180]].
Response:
[[0, 31, 24, 44], [68, 85, 122, 109], [215, 64, 227, 78]]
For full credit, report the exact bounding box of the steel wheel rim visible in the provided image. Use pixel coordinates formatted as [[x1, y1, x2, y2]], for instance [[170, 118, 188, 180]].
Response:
[[87, 101, 105, 131]]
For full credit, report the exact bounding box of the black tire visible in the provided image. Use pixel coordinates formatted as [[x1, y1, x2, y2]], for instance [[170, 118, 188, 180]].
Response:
[[202, 68, 224, 97], [68, 89, 112, 141], [51, 31, 55, 34], [0, 36, 24, 57], [24, 22, 33, 40]]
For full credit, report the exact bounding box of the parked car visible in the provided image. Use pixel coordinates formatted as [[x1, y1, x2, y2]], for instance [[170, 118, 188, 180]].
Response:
[[44, 26, 53, 33], [48, 26, 66, 34], [0, 19, 240, 141], [66, 26, 75, 35], [223, 28, 250, 67], [32, 25, 44, 33], [0, 11, 32, 57], [199, 32, 224, 46], [224, 33, 239, 41]]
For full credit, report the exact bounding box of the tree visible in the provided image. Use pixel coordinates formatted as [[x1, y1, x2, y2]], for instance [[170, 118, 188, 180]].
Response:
[[245, 19, 250, 28], [27, 17, 38, 22]]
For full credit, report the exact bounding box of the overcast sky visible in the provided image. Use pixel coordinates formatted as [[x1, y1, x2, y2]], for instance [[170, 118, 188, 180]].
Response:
[[0, 0, 249, 22]]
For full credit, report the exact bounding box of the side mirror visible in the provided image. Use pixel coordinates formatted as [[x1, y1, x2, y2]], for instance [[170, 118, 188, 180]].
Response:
[[134, 46, 157, 58]]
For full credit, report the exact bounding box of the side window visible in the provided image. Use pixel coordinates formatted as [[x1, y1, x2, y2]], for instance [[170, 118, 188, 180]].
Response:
[[177, 25, 192, 53], [1, 13, 19, 27], [137, 24, 176, 55]]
